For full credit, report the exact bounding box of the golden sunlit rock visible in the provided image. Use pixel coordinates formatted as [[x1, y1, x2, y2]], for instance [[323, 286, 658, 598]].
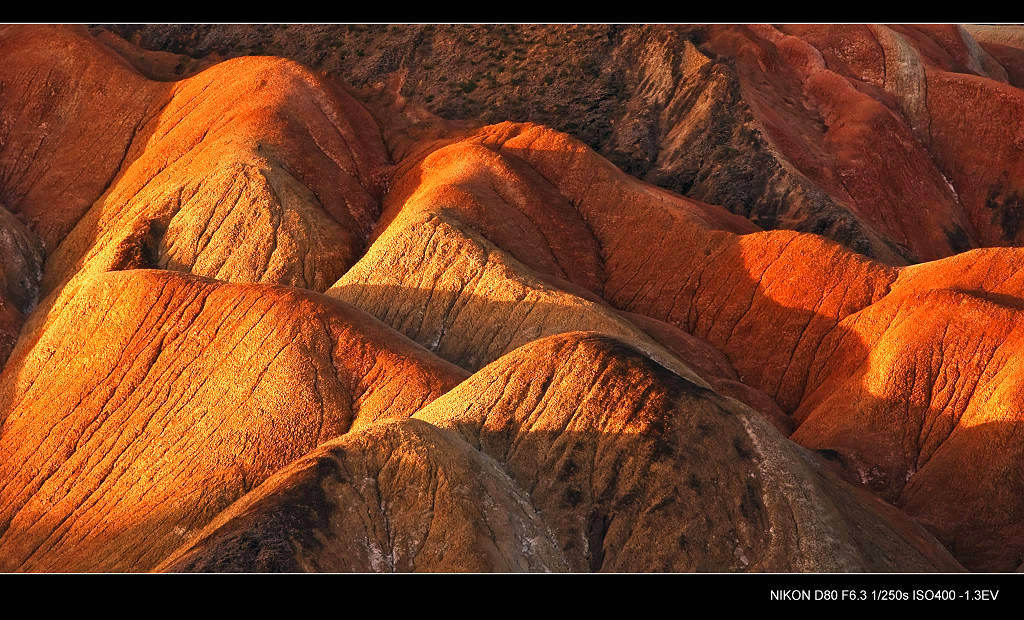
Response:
[[3, 23, 1024, 573]]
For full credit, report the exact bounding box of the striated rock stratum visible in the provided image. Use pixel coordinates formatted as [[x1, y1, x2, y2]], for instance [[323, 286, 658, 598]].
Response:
[[2, 23, 1024, 572]]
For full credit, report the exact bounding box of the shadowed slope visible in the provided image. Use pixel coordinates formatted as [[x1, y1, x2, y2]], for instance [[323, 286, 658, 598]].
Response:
[[412, 332, 960, 572], [793, 287, 1024, 570], [157, 418, 569, 572], [328, 209, 790, 431], [89, 28, 218, 82], [701, 25, 970, 263], [964, 25, 1024, 87], [773, 24, 1024, 253], [154, 332, 961, 573], [104, 24, 1024, 263], [333, 210, 696, 373], [0, 269, 465, 572], [5, 24, 1024, 574], [380, 120, 1024, 570], [0, 205, 43, 366], [922, 70, 1024, 248], [463, 122, 899, 412]]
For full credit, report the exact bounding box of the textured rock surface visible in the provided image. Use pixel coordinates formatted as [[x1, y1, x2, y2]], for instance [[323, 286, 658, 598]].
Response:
[[368, 119, 1024, 570], [0, 25, 166, 250], [792, 286, 1024, 571], [159, 333, 961, 572], [0, 270, 464, 572], [158, 418, 569, 572], [412, 333, 960, 572], [100, 23, 1024, 265], [0, 205, 43, 366], [6, 24, 1024, 573], [2, 24, 390, 308], [40, 50, 390, 299], [327, 162, 786, 429]]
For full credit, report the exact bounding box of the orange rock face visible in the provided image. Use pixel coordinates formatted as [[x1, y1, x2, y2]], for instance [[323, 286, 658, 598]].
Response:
[[4, 23, 1024, 573], [0, 270, 464, 571]]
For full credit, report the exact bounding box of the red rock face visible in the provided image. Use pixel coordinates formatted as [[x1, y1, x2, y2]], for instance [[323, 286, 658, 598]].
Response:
[[4, 23, 1024, 573]]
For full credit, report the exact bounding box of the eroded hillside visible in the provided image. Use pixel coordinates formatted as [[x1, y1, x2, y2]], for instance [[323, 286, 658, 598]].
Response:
[[1, 24, 1024, 572]]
